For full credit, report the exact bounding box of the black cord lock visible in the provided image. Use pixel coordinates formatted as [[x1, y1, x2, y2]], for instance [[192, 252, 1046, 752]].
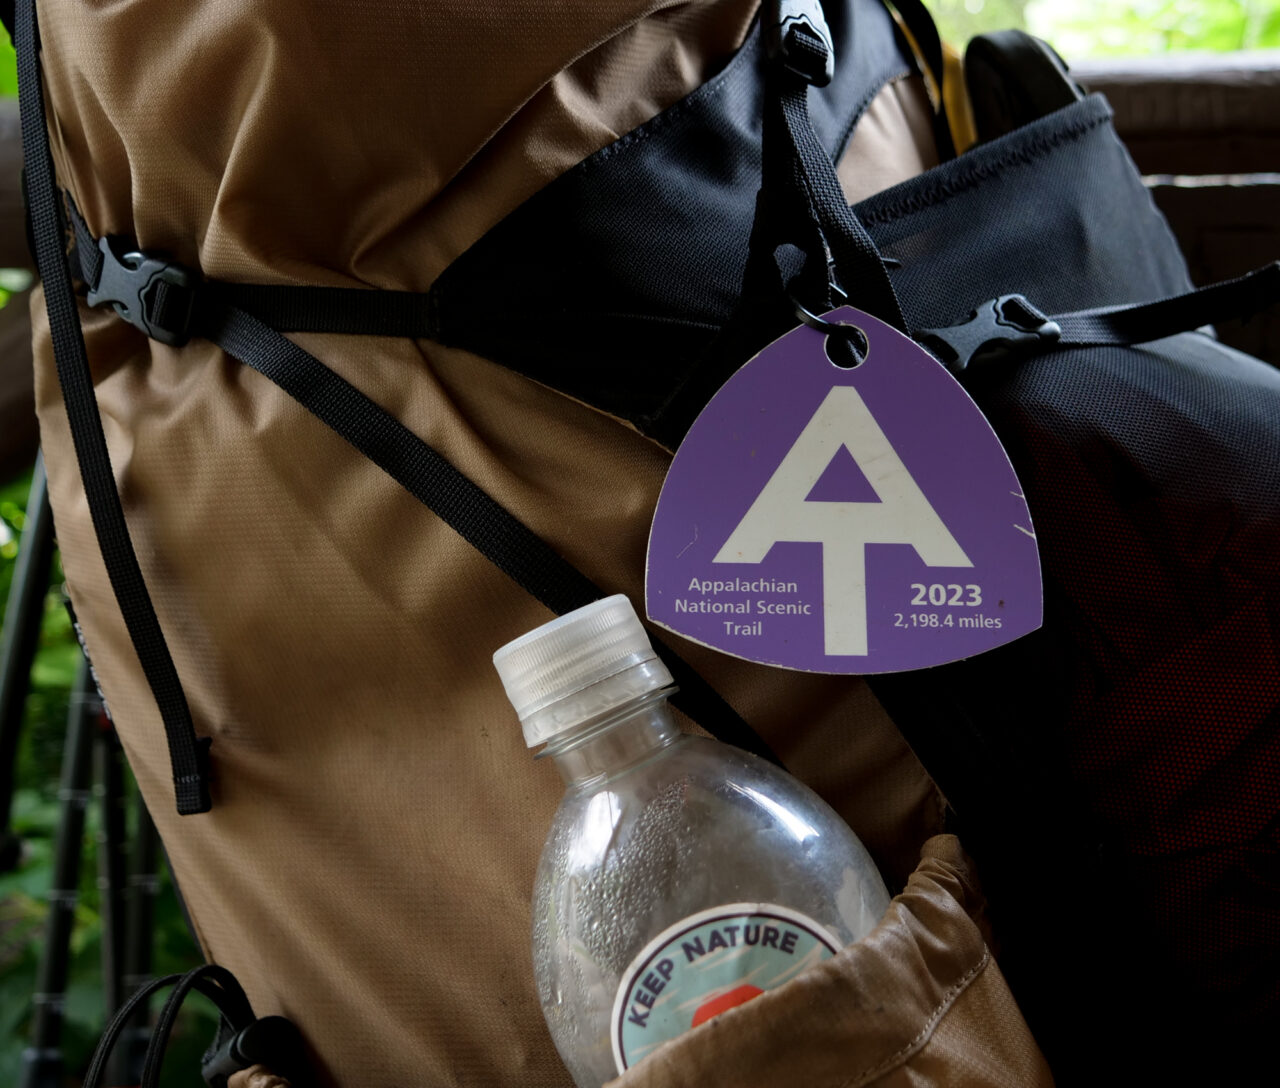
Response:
[[201, 1015, 308, 1088], [85, 236, 200, 347], [917, 294, 1061, 375], [766, 0, 836, 86]]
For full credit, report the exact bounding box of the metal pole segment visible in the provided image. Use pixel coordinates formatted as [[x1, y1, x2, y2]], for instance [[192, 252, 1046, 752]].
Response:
[[95, 719, 129, 1070], [117, 798, 161, 1084], [0, 453, 56, 872], [19, 656, 96, 1088]]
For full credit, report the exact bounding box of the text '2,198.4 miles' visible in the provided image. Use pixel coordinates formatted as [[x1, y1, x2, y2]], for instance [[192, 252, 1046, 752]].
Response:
[[895, 585, 1002, 630], [893, 611, 1003, 629]]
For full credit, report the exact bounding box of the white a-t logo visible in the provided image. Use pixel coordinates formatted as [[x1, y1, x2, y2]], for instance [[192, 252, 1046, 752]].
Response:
[[714, 386, 971, 656]]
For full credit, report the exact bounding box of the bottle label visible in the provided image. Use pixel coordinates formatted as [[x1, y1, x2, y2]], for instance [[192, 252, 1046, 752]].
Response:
[[610, 902, 842, 1073], [645, 305, 1042, 673]]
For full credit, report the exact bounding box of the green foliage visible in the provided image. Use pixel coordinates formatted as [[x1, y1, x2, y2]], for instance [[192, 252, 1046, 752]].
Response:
[[926, 0, 1031, 49], [1, 785, 219, 1087], [1028, 0, 1280, 56], [926, 0, 1280, 54], [0, 24, 15, 98], [1, 470, 213, 1087]]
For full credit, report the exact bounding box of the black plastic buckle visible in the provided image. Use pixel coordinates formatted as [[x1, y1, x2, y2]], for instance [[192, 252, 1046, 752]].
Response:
[[765, 0, 836, 86], [84, 236, 199, 347], [201, 1016, 307, 1088], [917, 294, 1061, 375]]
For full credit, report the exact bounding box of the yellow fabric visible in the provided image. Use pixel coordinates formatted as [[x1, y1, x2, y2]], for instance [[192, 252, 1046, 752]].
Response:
[[942, 41, 979, 154], [885, 10, 978, 155]]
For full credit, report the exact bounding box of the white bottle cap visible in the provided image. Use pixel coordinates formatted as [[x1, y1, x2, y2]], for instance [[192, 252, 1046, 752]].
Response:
[[493, 595, 674, 748]]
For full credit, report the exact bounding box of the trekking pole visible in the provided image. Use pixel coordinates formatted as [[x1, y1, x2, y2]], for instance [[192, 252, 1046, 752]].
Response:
[[19, 656, 98, 1088], [0, 452, 56, 873], [114, 794, 161, 1085], [95, 717, 130, 1044]]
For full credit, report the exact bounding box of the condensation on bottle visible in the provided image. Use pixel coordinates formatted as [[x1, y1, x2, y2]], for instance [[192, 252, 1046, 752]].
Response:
[[493, 595, 891, 1087]]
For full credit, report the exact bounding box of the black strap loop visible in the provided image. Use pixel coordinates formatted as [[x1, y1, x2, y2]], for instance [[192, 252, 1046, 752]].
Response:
[[766, 0, 836, 86], [919, 264, 1280, 375], [16, 0, 212, 815], [743, 18, 908, 337], [42, 157, 783, 811], [82, 964, 260, 1088]]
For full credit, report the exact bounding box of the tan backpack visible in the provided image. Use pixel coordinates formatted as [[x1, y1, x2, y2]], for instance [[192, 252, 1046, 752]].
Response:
[[23, 0, 1276, 1084]]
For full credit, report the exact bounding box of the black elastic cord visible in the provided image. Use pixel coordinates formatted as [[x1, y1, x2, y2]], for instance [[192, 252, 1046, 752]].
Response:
[[82, 972, 184, 1088], [139, 965, 253, 1088], [82, 965, 254, 1088], [16, 0, 212, 814]]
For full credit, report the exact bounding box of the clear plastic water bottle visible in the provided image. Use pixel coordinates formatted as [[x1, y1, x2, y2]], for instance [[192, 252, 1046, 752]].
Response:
[[493, 595, 891, 1087]]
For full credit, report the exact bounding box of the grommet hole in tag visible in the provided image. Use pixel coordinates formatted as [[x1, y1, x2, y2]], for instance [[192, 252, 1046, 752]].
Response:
[[791, 292, 868, 369]]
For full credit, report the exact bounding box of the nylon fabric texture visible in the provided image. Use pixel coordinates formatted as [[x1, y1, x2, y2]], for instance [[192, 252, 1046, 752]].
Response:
[[39, 0, 762, 288], [848, 98, 1280, 1078], [976, 337, 1280, 1038], [29, 1, 955, 1084]]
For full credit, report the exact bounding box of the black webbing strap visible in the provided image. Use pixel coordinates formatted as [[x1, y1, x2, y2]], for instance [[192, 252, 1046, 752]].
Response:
[[752, 15, 908, 331], [195, 300, 779, 764], [71, 220, 442, 344], [650, 3, 913, 447], [918, 266, 1280, 375], [212, 282, 439, 337], [16, 0, 212, 814], [24, 0, 779, 816], [1054, 263, 1280, 346]]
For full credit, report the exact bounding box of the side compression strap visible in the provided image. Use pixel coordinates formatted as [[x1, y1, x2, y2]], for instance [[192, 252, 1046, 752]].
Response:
[[917, 271, 1280, 375], [194, 299, 775, 765], [16, 0, 211, 814], [22, 0, 779, 814]]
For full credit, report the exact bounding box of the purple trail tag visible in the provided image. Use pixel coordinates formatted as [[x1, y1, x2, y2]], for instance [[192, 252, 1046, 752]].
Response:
[[645, 306, 1042, 674]]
